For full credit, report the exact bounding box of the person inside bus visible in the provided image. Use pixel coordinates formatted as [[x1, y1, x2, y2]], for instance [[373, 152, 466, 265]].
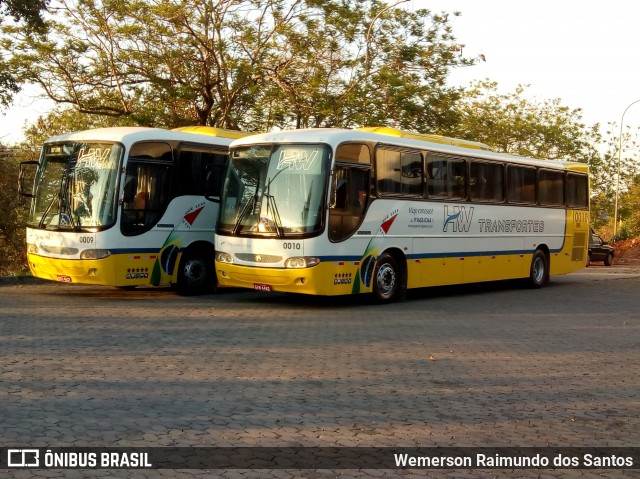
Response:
[[122, 176, 148, 227]]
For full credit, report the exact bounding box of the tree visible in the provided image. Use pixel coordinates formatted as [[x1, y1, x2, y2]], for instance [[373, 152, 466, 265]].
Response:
[[2, 0, 474, 131], [0, 0, 48, 29], [0, 145, 31, 276], [616, 177, 640, 239], [450, 80, 594, 161], [448, 80, 640, 237], [0, 0, 49, 107], [21, 106, 131, 150], [591, 123, 640, 237]]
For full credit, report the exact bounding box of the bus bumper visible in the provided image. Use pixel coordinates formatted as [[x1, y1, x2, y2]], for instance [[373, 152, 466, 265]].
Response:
[[215, 261, 365, 296], [27, 253, 153, 287]]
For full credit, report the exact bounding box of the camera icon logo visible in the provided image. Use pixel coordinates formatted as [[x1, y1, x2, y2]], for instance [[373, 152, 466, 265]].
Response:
[[8, 449, 40, 467]]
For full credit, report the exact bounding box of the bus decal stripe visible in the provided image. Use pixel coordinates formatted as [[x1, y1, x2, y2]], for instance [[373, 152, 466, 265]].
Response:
[[319, 248, 562, 263]]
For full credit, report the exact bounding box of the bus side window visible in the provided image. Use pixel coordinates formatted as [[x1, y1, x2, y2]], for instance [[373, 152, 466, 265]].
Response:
[[177, 146, 228, 198], [470, 161, 504, 202], [121, 142, 173, 236], [507, 166, 536, 204], [427, 159, 447, 197], [329, 165, 369, 242], [375, 147, 422, 197], [567, 173, 588, 208], [376, 148, 401, 194], [539, 169, 564, 206]]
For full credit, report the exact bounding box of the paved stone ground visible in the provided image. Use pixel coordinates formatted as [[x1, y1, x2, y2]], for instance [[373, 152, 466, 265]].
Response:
[[1, 266, 639, 478]]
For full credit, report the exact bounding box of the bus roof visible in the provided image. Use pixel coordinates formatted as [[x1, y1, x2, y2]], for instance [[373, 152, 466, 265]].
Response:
[[45, 126, 248, 146], [230, 128, 581, 171]]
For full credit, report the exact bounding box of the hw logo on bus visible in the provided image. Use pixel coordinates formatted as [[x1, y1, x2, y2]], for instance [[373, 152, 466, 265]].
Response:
[[443, 206, 474, 233]]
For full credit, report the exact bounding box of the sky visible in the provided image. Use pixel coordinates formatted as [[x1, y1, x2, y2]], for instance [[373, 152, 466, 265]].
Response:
[[412, 0, 640, 130], [2, 0, 640, 145]]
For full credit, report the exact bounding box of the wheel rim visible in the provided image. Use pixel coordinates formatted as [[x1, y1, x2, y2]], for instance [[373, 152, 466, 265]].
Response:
[[183, 258, 206, 286], [376, 262, 397, 299], [532, 256, 545, 283]]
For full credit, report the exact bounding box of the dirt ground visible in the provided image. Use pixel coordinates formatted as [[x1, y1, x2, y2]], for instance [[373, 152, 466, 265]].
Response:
[[612, 237, 640, 264]]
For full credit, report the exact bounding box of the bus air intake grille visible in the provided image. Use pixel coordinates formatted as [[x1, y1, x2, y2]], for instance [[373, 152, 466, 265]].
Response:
[[235, 253, 283, 264], [40, 245, 79, 255]]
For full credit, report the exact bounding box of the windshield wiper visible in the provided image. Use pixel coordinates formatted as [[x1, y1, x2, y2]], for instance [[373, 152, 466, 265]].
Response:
[[38, 194, 57, 229], [232, 188, 259, 235], [263, 178, 284, 238], [60, 172, 80, 231], [38, 170, 67, 229]]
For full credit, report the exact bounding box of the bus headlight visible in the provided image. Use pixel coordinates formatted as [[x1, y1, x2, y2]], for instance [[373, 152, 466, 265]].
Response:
[[27, 243, 39, 254], [284, 256, 320, 268], [216, 251, 233, 263], [80, 249, 111, 260]]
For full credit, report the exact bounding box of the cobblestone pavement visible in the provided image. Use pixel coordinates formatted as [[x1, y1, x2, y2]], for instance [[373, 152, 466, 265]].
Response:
[[1, 265, 639, 479]]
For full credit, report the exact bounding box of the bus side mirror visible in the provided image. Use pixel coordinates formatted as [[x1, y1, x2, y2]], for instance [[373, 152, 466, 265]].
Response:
[[18, 160, 39, 198]]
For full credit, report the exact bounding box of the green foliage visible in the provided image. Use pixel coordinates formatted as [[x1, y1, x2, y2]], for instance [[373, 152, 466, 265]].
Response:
[[4, 1, 640, 274], [0, 146, 31, 276], [21, 107, 133, 149], [451, 80, 593, 161], [446, 80, 640, 236], [2, 0, 474, 131], [614, 175, 640, 240], [587, 122, 640, 234], [0, 0, 49, 108], [0, 0, 48, 30]]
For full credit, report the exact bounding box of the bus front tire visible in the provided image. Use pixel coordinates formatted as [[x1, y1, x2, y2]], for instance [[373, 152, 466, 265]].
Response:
[[529, 250, 549, 288], [176, 250, 216, 295], [373, 253, 405, 303]]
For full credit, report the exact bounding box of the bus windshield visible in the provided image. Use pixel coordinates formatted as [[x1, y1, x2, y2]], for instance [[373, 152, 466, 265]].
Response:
[[219, 143, 330, 237], [29, 142, 123, 230]]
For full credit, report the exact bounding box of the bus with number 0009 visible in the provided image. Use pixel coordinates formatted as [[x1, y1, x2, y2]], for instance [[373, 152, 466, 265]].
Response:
[[214, 126, 590, 302], [19, 126, 250, 294]]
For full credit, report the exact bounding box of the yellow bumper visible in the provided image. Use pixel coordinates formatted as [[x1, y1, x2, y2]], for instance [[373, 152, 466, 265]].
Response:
[[27, 253, 157, 287], [216, 260, 367, 296]]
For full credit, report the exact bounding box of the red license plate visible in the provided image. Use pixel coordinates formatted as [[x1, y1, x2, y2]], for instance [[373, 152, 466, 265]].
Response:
[[56, 275, 73, 283], [254, 283, 272, 292]]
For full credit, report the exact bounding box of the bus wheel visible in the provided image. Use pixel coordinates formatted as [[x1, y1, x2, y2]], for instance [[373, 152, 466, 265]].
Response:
[[373, 253, 402, 302], [529, 250, 549, 288], [176, 250, 215, 295]]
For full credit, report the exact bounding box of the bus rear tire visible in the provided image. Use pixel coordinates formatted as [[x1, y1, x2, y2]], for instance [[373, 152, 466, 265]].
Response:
[[528, 250, 549, 288], [373, 253, 405, 303], [176, 250, 216, 295]]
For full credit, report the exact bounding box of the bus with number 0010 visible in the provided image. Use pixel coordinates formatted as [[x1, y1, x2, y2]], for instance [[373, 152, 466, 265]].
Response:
[[19, 126, 250, 294], [214, 126, 590, 302]]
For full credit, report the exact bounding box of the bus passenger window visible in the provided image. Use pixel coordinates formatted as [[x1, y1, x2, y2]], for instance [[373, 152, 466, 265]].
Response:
[[427, 155, 465, 199], [469, 162, 504, 202], [567, 173, 588, 208], [427, 159, 447, 197], [507, 166, 536, 204], [177, 146, 228, 197], [539, 169, 564, 206], [376, 149, 401, 194], [401, 152, 423, 195], [376, 147, 422, 196]]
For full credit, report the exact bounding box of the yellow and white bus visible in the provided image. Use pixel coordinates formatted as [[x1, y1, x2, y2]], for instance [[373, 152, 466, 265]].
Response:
[[214, 127, 590, 302], [19, 126, 250, 294]]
